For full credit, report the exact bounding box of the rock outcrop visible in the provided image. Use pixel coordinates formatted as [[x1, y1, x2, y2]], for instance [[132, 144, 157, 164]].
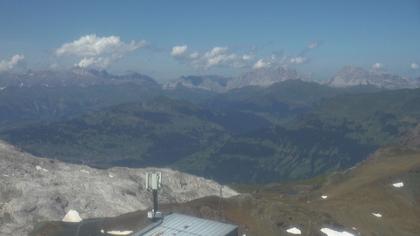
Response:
[[0, 141, 237, 235], [327, 65, 419, 89]]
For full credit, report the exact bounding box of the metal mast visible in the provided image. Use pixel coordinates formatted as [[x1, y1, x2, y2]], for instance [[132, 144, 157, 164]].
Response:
[[146, 172, 162, 221]]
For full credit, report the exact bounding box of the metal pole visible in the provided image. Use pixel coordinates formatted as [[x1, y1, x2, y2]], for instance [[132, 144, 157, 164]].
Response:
[[153, 189, 158, 212]]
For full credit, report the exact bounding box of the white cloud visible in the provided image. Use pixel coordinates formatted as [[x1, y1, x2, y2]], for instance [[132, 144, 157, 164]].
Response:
[[205, 47, 228, 58], [172, 42, 316, 70], [289, 56, 307, 65], [242, 54, 253, 61], [371, 62, 384, 70], [201, 47, 248, 68], [56, 34, 145, 57], [171, 45, 188, 57], [308, 41, 319, 49], [56, 34, 146, 69], [253, 59, 270, 69], [0, 54, 25, 72], [173, 45, 252, 69], [189, 52, 199, 59], [411, 62, 419, 70], [203, 47, 232, 67], [76, 57, 111, 68]]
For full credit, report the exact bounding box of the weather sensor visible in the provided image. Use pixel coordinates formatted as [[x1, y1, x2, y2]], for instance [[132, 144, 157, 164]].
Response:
[[145, 172, 162, 220]]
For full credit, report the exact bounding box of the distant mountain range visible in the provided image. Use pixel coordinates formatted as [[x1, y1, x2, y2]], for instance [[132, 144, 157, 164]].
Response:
[[163, 75, 231, 93], [165, 65, 419, 92], [326, 65, 419, 89], [1, 66, 419, 93], [227, 66, 302, 89], [164, 67, 302, 92], [0, 68, 158, 89]]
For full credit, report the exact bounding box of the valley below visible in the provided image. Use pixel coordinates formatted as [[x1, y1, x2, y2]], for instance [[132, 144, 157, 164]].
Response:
[[1, 73, 419, 184], [0, 69, 419, 236]]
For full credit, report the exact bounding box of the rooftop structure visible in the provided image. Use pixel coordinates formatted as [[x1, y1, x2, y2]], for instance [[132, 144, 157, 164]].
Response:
[[136, 172, 238, 236], [135, 213, 238, 236]]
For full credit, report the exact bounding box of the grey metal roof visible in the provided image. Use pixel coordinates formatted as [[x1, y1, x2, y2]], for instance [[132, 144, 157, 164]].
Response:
[[135, 213, 238, 236]]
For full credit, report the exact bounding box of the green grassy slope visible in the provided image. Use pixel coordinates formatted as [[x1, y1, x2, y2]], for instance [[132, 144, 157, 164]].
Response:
[[300, 88, 420, 146], [2, 84, 419, 183], [0, 95, 376, 183], [0, 97, 227, 167], [0, 84, 161, 130]]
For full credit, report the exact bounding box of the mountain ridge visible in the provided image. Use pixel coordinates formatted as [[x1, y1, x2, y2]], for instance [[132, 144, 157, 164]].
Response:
[[2, 67, 419, 95], [0, 68, 159, 89], [327, 65, 419, 89], [0, 140, 237, 236]]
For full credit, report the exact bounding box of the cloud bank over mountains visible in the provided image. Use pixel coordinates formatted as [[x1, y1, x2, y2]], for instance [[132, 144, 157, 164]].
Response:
[[170, 45, 253, 69], [0, 54, 25, 72], [1, 33, 418, 79], [371, 62, 384, 70], [253, 59, 271, 69], [171, 45, 188, 57], [169, 40, 321, 71], [55, 34, 146, 69]]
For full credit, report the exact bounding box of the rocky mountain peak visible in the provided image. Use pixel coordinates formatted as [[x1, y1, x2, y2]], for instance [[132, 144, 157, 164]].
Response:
[[164, 66, 302, 93], [227, 66, 301, 89], [328, 65, 419, 89], [163, 75, 231, 92], [0, 69, 159, 89]]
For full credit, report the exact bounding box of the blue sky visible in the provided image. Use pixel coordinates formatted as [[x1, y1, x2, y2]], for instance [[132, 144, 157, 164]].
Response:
[[0, 0, 419, 80]]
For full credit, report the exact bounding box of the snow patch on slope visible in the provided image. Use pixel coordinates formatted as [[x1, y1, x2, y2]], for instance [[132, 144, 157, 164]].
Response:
[[106, 230, 133, 235], [372, 212, 382, 218], [286, 227, 302, 234], [62, 210, 82, 223], [320, 227, 355, 236], [392, 182, 404, 188]]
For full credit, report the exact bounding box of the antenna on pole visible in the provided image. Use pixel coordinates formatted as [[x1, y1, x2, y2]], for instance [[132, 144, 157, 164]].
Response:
[[146, 172, 162, 221]]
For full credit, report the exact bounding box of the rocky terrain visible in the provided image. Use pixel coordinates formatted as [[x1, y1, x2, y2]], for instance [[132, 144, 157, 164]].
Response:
[[1, 67, 419, 96], [401, 124, 420, 150], [32, 146, 420, 236], [327, 65, 419, 89], [0, 68, 159, 89], [165, 66, 420, 93], [227, 66, 302, 89], [164, 67, 302, 92], [163, 75, 230, 93], [0, 140, 237, 236]]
